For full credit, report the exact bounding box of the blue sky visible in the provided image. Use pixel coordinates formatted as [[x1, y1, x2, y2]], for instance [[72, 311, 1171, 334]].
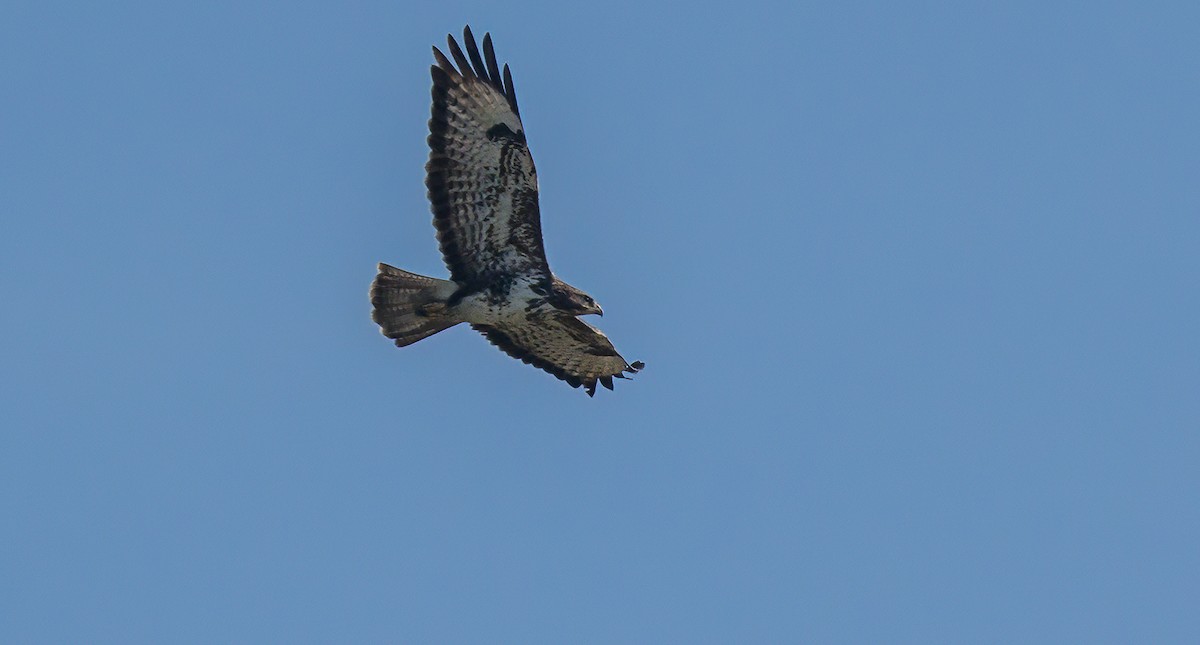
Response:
[[3, 1, 1198, 642]]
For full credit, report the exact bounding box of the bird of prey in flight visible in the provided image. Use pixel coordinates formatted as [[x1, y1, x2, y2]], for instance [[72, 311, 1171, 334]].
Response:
[[371, 26, 643, 396]]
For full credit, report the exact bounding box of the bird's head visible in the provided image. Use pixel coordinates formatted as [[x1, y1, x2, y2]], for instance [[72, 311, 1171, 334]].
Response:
[[551, 277, 603, 316]]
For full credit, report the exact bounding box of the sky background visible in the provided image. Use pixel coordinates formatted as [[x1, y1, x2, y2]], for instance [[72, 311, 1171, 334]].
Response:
[[3, 1, 1198, 642]]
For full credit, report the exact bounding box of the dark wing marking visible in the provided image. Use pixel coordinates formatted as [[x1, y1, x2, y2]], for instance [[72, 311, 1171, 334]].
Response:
[[427, 26, 549, 287], [473, 318, 644, 396]]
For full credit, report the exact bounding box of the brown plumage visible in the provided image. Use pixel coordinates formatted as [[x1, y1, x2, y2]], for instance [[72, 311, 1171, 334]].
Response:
[[371, 26, 643, 396]]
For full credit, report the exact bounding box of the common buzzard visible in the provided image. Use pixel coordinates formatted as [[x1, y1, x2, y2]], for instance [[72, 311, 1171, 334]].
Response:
[[371, 26, 643, 396]]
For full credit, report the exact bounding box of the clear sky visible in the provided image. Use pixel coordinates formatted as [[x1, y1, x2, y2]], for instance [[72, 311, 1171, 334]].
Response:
[[3, 1, 1198, 642]]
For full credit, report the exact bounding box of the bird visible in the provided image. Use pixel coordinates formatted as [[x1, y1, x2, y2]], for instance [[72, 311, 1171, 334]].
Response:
[[370, 26, 643, 396]]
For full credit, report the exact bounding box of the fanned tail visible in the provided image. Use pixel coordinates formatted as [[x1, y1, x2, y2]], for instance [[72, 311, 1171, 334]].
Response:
[[370, 263, 461, 347]]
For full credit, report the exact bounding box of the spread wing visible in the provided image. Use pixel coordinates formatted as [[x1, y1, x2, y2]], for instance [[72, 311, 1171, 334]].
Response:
[[473, 318, 645, 396], [426, 27, 550, 286]]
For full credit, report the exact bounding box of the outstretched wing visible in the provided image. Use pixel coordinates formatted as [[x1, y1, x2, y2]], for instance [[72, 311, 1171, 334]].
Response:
[[426, 26, 550, 286], [473, 318, 644, 396]]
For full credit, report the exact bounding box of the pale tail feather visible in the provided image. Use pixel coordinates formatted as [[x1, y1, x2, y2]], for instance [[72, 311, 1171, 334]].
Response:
[[370, 263, 461, 347]]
